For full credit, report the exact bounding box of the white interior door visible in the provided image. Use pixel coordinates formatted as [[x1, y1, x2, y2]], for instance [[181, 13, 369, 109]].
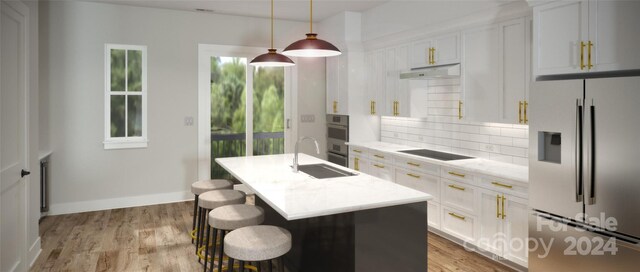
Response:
[[1, 1, 29, 271]]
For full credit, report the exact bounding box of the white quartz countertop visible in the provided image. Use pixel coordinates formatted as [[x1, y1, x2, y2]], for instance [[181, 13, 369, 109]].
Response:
[[216, 154, 432, 220], [347, 141, 528, 183]]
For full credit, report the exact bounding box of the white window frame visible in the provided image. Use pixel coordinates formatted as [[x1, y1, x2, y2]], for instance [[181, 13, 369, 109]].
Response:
[[104, 44, 148, 149]]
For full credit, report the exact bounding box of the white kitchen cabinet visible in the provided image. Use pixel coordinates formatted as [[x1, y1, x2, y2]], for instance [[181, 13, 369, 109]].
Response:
[[477, 188, 528, 267], [384, 45, 410, 117], [532, 0, 640, 76], [369, 160, 393, 182], [410, 32, 461, 69], [395, 167, 440, 202], [349, 155, 371, 175], [364, 50, 387, 116], [326, 55, 348, 114], [441, 206, 476, 243], [463, 24, 501, 123], [463, 17, 529, 124]]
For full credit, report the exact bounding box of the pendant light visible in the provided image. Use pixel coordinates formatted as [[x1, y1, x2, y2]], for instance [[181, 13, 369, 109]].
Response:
[[250, 0, 295, 67], [282, 0, 341, 57]]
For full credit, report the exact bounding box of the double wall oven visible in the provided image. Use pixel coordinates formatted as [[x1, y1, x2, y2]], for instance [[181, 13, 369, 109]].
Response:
[[326, 114, 349, 167]]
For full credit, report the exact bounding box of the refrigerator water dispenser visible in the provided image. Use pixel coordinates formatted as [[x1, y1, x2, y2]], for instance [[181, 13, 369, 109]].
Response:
[[538, 131, 561, 164]]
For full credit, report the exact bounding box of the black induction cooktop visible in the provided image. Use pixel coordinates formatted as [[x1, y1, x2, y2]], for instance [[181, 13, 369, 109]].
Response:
[[398, 149, 474, 161]]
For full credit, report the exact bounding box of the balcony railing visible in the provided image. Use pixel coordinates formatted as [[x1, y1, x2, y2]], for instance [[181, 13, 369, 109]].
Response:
[[211, 131, 285, 179]]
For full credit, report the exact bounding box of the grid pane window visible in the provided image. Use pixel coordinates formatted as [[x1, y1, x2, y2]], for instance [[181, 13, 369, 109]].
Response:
[[105, 44, 147, 149]]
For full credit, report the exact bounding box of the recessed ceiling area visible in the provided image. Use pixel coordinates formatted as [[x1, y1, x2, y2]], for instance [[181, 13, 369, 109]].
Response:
[[83, 0, 389, 22]]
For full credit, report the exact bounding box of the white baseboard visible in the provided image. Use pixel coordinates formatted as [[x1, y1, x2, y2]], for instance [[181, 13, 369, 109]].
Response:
[[48, 191, 192, 215], [28, 237, 41, 268]]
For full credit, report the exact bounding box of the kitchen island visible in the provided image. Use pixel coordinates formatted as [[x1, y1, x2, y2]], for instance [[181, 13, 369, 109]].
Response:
[[216, 153, 432, 272]]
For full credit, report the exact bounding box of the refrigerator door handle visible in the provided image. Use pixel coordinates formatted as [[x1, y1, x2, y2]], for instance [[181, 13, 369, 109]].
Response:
[[576, 99, 584, 202], [589, 103, 596, 205]]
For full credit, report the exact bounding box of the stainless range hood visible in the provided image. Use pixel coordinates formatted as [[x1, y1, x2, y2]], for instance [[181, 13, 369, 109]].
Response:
[[399, 63, 460, 80]]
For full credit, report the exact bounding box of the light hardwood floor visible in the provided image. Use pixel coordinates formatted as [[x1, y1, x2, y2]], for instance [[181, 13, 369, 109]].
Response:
[[31, 201, 514, 272]]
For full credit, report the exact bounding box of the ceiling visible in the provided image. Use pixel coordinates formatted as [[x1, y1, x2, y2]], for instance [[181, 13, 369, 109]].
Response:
[[83, 0, 389, 22]]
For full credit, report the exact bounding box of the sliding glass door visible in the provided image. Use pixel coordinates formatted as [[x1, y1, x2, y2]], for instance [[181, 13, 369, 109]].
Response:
[[201, 48, 291, 179]]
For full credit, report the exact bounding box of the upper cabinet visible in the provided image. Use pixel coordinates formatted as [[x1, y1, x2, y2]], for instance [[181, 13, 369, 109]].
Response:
[[532, 0, 640, 77], [385, 46, 410, 117], [463, 17, 530, 124], [410, 32, 461, 69], [326, 55, 349, 114]]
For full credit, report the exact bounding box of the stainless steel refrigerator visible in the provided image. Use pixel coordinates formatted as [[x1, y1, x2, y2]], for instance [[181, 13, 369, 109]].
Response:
[[529, 76, 640, 271]]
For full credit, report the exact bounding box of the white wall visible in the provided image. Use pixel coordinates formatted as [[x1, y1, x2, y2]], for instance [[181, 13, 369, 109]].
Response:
[[39, 1, 315, 214], [294, 57, 327, 159]]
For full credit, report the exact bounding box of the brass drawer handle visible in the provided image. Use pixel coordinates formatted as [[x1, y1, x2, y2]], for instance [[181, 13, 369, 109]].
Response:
[[448, 184, 466, 191], [449, 212, 466, 221], [407, 162, 420, 167], [501, 195, 506, 219], [491, 182, 513, 189], [374, 154, 385, 159], [374, 164, 385, 169], [352, 149, 362, 153], [448, 171, 466, 178], [407, 173, 420, 179], [496, 195, 501, 219], [354, 158, 360, 171]]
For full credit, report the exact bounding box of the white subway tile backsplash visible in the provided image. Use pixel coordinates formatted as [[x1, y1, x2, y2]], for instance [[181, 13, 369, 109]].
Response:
[[379, 80, 529, 167], [501, 127, 528, 138]]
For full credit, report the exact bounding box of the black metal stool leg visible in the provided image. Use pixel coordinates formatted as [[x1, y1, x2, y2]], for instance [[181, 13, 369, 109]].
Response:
[[217, 230, 226, 272], [204, 223, 211, 272], [192, 195, 199, 243], [228, 257, 235, 272], [267, 260, 272, 272], [238, 261, 244, 272], [209, 229, 217, 272], [196, 207, 203, 255], [278, 257, 284, 272]]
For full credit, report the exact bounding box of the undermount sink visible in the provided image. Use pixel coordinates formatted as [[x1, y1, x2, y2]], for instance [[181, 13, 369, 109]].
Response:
[[296, 163, 357, 179], [398, 149, 474, 161]]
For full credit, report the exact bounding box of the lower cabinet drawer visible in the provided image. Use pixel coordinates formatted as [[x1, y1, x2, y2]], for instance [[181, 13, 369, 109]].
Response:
[[427, 202, 441, 229], [441, 206, 476, 242], [395, 168, 440, 202], [370, 162, 393, 182], [441, 179, 476, 214]]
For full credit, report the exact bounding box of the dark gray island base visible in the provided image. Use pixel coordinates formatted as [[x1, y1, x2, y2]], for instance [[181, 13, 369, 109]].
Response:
[[256, 197, 428, 272]]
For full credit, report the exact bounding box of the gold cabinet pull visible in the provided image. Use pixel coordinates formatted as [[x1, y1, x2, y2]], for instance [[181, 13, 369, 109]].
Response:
[[407, 173, 421, 179], [448, 212, 466, 221], [333, 101, 337, 113], [580, 41, 586, 70], [458, 100, 463, 119], [373, 164, 385, 169], [370, 100, 376, 115], [374, 154, 384, 159], [523, 101, 528, 124], [430, 47, 436, 65], [496, 195, 501, 219], [448, 171, 466, 178], [491, 181, 513, 189], [587, 41, 594, 69], [352, 149, 362, 153], [354, 157, 360, 171], [518, 101, 523, 124], [407, 162, 420, 167], [448, 184, 466, 191], [501, 195, 506, 219]]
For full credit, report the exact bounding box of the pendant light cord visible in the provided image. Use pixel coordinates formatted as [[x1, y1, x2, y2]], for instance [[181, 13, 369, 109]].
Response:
[[271, 0, 274, 49], [310, 0, 313, 33]]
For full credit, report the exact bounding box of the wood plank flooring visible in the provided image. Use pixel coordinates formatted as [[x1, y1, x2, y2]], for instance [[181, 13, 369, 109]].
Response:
[[31, 201, 514, 272]]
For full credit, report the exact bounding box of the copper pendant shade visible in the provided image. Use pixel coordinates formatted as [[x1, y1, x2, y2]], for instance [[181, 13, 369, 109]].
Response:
[[250, 0, 295, 67], [282, 0, 341, 57]]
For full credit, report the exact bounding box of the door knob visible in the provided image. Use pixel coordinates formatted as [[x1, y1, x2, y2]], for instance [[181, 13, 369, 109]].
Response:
[[21, 169, 31, 177]]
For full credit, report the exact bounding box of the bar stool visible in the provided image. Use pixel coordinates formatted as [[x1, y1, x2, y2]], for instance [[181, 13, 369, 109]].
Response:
[[196, 190, 246, 260], [224, 225, 291, 272], [191, 180, 234, 243], [203, 204, 265, 272]]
